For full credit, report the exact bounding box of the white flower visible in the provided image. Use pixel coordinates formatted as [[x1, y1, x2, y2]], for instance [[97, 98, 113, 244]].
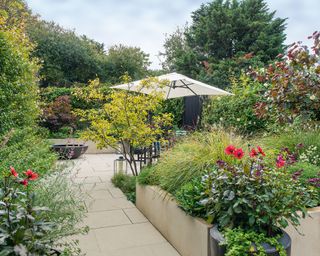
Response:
[[310, 95, 316, 100], [237, 118, 241, 122]]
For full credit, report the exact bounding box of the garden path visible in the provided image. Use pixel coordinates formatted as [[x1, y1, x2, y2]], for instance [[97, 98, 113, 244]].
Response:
[[70, 154, 180, 256]]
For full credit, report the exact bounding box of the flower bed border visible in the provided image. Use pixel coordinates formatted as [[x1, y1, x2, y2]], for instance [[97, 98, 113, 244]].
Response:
[[136, 184, 320, 256]]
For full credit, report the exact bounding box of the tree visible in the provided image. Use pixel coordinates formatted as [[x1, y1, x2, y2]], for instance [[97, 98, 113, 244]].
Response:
[[104, 45, 151, 84], [162, 0, 286, 88], [27, 19, 108, 87], [74, 77, 173, 176]]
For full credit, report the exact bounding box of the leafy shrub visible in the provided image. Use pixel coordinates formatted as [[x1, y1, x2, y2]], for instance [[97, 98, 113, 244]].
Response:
[[0, 167, 56, 254], [287, 162, 320, 207], [202, 145, 307, 235], [175, 177, 208, 218], [137, 166, 159, 186], [202, 76, 268, 136], [0, 21, 39, 135], [0, 128, 57, 178], [41, 95, 77, 132], [138, 130, 244, 195], [252, 32, 320, 125], [223, 228, 286, 256], [111, 173, 136, 203]]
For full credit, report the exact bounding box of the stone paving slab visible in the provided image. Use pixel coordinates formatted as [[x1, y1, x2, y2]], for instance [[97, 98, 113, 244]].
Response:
[[69, 154, 180, 256]]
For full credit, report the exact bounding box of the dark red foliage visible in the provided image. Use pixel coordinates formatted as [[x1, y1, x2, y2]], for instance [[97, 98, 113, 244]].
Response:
[[41, 95, 77, 132]]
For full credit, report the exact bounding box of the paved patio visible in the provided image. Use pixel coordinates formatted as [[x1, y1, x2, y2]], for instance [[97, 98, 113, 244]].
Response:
[[69, 154, 180, 256]]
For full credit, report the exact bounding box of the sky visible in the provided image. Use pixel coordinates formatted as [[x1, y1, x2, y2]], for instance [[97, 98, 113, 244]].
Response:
[[25, 0, 319, 69]]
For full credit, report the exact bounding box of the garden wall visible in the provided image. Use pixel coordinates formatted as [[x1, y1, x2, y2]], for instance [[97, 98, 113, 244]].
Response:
[[136, 184, 212, 256], [137, 184, 320, 256], [49, 139, 117, 154], [285, 206, 320, 256]]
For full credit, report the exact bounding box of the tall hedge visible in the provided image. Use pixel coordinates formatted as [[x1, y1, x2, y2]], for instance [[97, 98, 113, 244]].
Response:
[[0, 24, 39, 135]]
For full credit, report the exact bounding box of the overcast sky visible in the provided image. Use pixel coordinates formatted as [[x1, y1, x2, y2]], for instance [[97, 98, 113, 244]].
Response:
[[26, 0, 319, 69]]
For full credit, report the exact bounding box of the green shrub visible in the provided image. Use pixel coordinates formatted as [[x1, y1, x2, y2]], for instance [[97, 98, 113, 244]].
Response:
[[202, 76, 269, 136], [259, 129, 320, 158], [137, 166, 160, 186], [175, 177, 208, 218], [139, 130, 244, 195], [111, 173, 136, 203], [0, 24, 39, 135], [0, 128, 57, 178]]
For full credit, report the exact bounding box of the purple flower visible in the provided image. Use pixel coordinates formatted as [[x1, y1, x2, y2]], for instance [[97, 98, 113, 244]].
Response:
[[308, 178, 320, 187], [216, 160, 226, 168], [292, 170, 303, 180]]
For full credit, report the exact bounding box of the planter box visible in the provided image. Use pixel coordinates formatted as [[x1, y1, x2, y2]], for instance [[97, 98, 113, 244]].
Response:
[[137, 184, 320, 256], [285, 206, 320, 256], [49, 139, 118, 154], [136, 184, 212, 256]]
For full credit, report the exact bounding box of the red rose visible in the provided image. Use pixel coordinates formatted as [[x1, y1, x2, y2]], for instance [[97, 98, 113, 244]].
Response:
[[24, 169, 39, 181], [233, 148, 245, 159], [20, 179, 28, 186], [249, 149, 258, 158], [225, 145, 236, 155], [257, 146, 266, 156], [276, 155, 286, 168], [10, 166, 18, 177]]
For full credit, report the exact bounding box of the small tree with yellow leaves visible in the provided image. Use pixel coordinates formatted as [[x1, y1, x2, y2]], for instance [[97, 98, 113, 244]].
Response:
[[74, 75, 173, 176]]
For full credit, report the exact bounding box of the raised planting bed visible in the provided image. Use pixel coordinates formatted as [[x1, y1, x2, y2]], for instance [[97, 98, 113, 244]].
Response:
[[136, 184, 320, 256], [136, 184, 212, 256]]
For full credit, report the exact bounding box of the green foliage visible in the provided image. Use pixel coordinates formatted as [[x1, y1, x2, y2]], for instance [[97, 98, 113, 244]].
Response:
[[175, 177, 208, 218], [0, 168, 56, 255], [0, 22, 39, 135], [139, 131, 244, 195], [111, 173, 136, 203], [27, 19, 152, 87], [27, 19, 108, 87], [104, 45, 151, 84], [159, 98, 184, 127], [0, 128, 57, 178], [203, 76, 269, 135], [223, 228, 286, 256], [137, 166, 159, 186], [162, 0, 286, 88], [258, 129, 320, 157]]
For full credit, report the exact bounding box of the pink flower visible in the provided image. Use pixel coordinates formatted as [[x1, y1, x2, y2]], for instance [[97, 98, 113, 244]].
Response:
[[225, 145, 236, 155], [10, 166, 18, 177], [233, 148, 245, 159], [276, 155, 286, 168]]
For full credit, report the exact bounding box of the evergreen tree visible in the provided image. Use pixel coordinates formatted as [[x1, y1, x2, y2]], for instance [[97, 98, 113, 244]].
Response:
[[162, 0, 287, 88]]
